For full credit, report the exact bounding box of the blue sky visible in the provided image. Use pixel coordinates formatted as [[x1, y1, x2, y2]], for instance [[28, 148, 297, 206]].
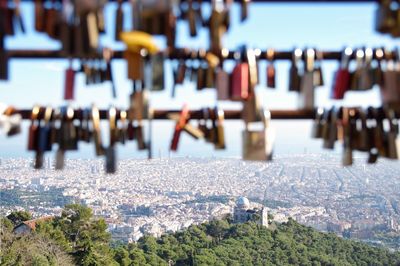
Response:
[[0, 2, 398, 159]]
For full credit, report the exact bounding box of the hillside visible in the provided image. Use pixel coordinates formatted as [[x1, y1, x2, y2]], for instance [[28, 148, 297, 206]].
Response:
[[125, 219, 400, 266], [1, 205, 400, 265]]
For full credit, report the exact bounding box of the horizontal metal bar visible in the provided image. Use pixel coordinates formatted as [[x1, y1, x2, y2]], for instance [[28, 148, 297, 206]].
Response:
[[182, 0, 377, 2], [13, 109, 316, 120], [16, 0, 377, 2], [7, 47, 396, 61], [4, 49, 346, 60], [154, 109, 316, 119]]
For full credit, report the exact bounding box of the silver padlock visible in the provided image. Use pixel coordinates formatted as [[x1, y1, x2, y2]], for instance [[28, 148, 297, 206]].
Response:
[[299, 48, 315, 110], [242, 109, 275, 161]]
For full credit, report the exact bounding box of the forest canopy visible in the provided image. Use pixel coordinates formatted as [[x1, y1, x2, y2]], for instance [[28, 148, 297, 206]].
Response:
[[1, 204, 400, 266]]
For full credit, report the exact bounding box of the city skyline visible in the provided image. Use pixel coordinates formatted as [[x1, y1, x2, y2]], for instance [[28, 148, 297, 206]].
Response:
[[1, 155, 399, 249]]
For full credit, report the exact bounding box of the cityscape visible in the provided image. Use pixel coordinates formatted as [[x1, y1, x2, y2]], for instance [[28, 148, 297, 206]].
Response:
[[1, 154, 399, 250]]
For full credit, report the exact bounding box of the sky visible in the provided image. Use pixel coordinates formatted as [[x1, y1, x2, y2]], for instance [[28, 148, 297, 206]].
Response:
[[0, 2, 398, 160]]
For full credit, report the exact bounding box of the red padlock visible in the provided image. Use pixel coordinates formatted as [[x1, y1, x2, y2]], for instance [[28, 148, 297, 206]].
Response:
[[331, 48, 352, 100], [64, 67, 75, 100], [231, 62, 249, 101], [170, 104, 190, 151]]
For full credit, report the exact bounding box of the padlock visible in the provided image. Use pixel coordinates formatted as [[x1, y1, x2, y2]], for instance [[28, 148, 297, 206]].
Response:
[[150, 53, 165, 91], [231, 52, 249, 101], [105, 146, 117, 174], [242, 93, 261, 124], [199, 108, 212, 142], [58, 107, 78, 151], [331, 48, 352, 99], [87, 11, 99, 50], [64, 65, 75, 100], [209, 6, 226, 53], [135, 124, 147, 150], [118, 110, 128, 144], [130, 90, 149, 121], [312, 107, 325, 139], [247, 48, 258, 92], [91, 105, 105, 156], [213, 107, 226, 150], [242, 109, 275, 161], [358, 48, 374, 90], [299, 48, 315, 110], [187, 0, 197, 37], [170, 104, 190, 151], [323, 108, 338, 150], [0, 48, 8, 80], [381, 58, 400, 104], [215, 67, 230, 100], [385, 108, 399, 159], [44, 5, 60, 39], [314, 49, 324, 87], [34, 0, 45, 32], [375, 0, 396, 33], [357, 109, 370, 152], [125, 51, 144, 81], [341, 108, 353, 166], [350, 48, 364, 91], [37, 107, 53, 153], [27, 106, 40, 151], [115, 0, 124, 40], [196, 65, 206, 91], [240, 0, 250, 22], [266, 49, 276, 88], [288, 48, 302, 92], [373, 48, 385, 87]]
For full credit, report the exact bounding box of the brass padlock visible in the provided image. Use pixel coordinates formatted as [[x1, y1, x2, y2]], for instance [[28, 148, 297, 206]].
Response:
[[187, 0, 197, 37], [209, 3, 226, 53], [341, 108, 354, 166], [125, 51, 144, 81], [266, 49, 276, 89], [91, 105, 105, 156], [242, 93, 261, 124], [129, 90, 149, 121]]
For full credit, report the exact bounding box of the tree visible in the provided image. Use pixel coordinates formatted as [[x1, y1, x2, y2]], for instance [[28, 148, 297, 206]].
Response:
[[3, 205, 400, 266], [114, 246, 132, 266], [138, 235, 158, 254], [6, 210, 32, 226], [52, 204, 116, 265], [128, 247, 147, 265], [1, 233, 74, 266], [206, 219, 229, 242]]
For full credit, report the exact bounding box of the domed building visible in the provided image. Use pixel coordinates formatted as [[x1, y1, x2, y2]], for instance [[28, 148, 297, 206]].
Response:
[[236, 196, 250, 209], [233, 196, 268, 228]]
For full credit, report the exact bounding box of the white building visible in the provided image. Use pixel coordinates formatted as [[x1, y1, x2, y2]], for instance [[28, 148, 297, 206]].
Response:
[[233, 197, 268, 228]]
